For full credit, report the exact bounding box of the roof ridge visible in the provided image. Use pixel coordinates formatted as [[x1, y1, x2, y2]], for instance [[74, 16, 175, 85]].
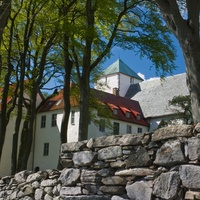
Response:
[[103, 59, 143, 80]]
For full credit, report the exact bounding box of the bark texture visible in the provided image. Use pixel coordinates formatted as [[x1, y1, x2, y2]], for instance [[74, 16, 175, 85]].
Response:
[[155, 0, 200, 123]]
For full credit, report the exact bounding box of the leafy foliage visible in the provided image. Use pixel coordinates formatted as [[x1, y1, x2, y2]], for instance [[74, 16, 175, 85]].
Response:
[[158, 95, 192, 128]]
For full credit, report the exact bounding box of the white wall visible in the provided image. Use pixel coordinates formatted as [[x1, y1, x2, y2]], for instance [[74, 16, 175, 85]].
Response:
[[57, 107, 79, 143], [95, 74, 119, 95], [34, 110, 62, 171], [95, 74, 142, 97], [33, 108, 149, 172], [0, 116, 33, 176], [88, 115, 149, 138], [118, 74, 132, 97]]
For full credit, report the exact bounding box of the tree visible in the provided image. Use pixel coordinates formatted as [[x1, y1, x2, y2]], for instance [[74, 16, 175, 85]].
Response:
[[0, 0, 12, 45], [168, 95, 192, 124], [0, 0, 59, 173], [68, 0, 176, 140], [0, 0, 12, 83], [153, 0, 200, 123], [15, 0, 58, 172], [158, 95, 192, 128]]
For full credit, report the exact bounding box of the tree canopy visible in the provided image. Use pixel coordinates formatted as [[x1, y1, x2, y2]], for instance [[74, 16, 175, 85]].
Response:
[[0, 0, 178, 174]]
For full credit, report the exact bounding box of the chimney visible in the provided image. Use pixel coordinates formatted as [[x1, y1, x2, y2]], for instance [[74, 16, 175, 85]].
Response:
[[113, 87, 119, 96]]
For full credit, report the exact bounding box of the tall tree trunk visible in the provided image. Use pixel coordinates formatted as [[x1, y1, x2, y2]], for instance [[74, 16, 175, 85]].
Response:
[[11, 57, 25, 174], [57, 33, 73, 169], [60, 35, 73, 144], [155, 0, 200, 123], [180, 36, 200, 123], [19, 91, 36, 171], [77, 0, 95, 140], [17, 109, 30, 172], [78, 75, 90, 140], [18, 31, 56, 170]]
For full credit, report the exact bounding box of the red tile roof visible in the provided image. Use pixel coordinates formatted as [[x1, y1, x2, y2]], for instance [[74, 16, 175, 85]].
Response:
[[92, 89, 149, 126], [38, 88, 149, 127]]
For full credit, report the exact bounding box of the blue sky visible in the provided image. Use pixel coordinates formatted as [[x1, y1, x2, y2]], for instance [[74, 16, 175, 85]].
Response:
[[102, 36, 186, 80], [45, 35, 186, 92]]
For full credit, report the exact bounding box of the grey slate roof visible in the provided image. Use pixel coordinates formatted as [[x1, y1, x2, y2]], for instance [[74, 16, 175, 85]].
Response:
[[103, 59, 143, 80], [125, 73, 189, 118]]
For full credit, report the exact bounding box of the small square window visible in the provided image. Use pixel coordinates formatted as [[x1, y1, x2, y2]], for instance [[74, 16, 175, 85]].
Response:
[[113, 122, 119, 135], [126, 112, 130, 118], [99, 119, 105, 132], [51, 114, 57, 127], [71, 111, 75, 125], [41, 115, 46, 128], [130, 77, 134, 84], [113, 108, 118, 115], [43, 143, 49, 156], [137, 114, 141, 120], [138, 127, 142, 133], [127, 125, 132, 133]]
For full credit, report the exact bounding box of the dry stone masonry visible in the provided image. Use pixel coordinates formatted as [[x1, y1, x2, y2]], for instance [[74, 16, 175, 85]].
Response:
[[2, 124, 200, 199]]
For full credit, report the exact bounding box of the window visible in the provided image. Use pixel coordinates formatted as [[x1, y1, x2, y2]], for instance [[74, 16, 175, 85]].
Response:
[[113, 108, 118, 115], [126, 111, 131, 118], [43, 143, 49, 156], [127, 125, 132, 134], [113, 122, 120, 135], [51, 114, 57, 127], [41, 115, 46, 128], [71, 111, 75, 125], [137, 114, 142, 120], [138, 127, 142, 133], [130, 77, 134, 84], [99, 119, 105, 132]]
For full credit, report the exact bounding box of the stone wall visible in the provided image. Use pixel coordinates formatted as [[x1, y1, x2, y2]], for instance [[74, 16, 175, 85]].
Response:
[[2, 124, 200, 199]]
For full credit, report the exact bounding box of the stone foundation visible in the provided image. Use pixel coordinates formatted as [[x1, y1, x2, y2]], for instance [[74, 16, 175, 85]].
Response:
[[2, 124, 200, 199]]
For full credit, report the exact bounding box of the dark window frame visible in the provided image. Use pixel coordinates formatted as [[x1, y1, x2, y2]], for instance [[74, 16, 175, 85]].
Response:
[[71, 111, 75, 125], [43, 143, 49, 156], [99, 119, 105, 132], [127, 125, 132, 133], [41, 115, 46, 128], [51, 114, 57, 127], [138, 127, 142, 133], [113, 122, 120, 135]]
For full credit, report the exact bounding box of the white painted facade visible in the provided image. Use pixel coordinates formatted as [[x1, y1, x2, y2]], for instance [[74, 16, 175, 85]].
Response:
[[0, 116, 33, 176], [95, 73, 142, 97], [0, 92, 44, 176], [33, 108, 148, 171], [33, 110, 62, 171]]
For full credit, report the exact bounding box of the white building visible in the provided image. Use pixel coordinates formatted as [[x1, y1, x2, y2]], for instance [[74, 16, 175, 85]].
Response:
[[95, 59, 189, 131], [95, 59, 143, 96], [33, 88, 149, 171], [0, 91, 44, 176], [125, 73, 189, 131], [0, 58, 189, 175]]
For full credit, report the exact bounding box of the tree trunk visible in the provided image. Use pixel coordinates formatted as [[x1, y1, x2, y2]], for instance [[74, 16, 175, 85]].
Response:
[[18, 90, 36, 171], [78, 75, 90, 141], [11, 60, 25, 175], [17, 110, 29, 172], [57, 33, 73, 169], [180, 36, 200, 123], [77, 0, 94, 140], [155, 0, 200, 123]]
